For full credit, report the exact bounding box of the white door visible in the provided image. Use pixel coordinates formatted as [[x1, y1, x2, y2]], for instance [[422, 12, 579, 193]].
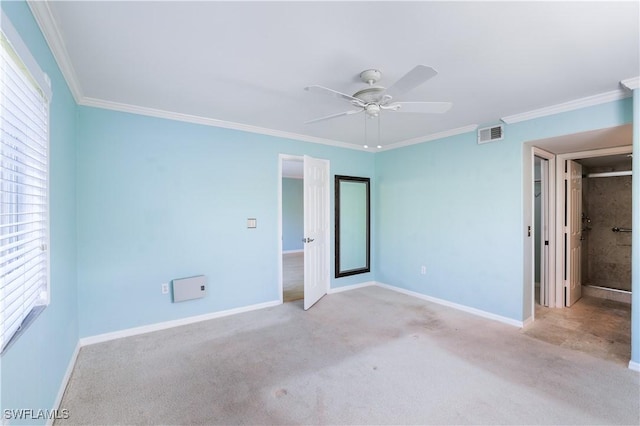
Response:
[[303, 155, 330, 310], [565, 160, 582, 306]]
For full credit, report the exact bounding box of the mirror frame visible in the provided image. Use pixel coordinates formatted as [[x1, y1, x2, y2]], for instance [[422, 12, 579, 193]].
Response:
[[335, 175, 370, 278]]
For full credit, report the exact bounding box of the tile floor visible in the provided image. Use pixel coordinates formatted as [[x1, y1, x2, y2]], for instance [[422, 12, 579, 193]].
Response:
[[522, 295, 631, 365]]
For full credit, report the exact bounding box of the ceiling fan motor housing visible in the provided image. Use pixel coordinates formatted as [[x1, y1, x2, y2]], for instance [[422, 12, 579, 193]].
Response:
[[353, 87, 386, 104]]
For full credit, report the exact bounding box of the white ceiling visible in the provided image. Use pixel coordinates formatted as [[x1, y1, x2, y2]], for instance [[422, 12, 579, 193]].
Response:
[[31, 1, 639, 151]]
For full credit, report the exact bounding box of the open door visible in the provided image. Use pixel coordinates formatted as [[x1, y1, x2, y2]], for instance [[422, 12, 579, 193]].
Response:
[[565, 160, 583, 306], [303, 155, 330, 310]]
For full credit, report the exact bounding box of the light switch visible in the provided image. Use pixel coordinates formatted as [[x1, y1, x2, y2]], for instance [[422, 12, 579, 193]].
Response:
[[247, 218, 257, 228]]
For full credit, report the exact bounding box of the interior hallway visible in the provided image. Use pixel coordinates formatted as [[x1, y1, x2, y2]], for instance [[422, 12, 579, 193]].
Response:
[[283, 252, 303, 302], [523, 295, 631, 366]]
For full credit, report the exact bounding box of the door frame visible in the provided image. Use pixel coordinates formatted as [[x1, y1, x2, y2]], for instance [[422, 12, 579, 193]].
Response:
[[532, 148, 556, 315], [554, 146, 632, 308], [277, 154, 330, 306]]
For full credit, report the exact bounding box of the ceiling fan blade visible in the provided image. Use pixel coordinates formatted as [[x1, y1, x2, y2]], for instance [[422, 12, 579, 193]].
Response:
[[305, 85, 364, 105], [387, 101, 452, 114], [305, 109, 363, 124], [381, 65, 438, 100]]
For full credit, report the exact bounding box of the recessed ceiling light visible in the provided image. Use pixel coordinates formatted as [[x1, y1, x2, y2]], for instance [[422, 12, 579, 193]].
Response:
[[377, 145, 382, 149], [363, 145, 369, 149]]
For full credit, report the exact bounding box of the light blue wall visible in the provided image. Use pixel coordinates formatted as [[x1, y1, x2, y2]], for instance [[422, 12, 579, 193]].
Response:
[[282, 178, 303, 252], [376, 130, 523, 319], [77, 107, 375, 337], [0, 1, 78, 423], [375, 98, 633, 322]]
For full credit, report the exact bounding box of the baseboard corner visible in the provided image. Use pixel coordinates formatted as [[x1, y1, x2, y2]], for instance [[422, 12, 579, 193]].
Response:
[[328, 281, 376, 294], [375, 281, 523, 328], [48, 341, 81, 425], [522, 316, 534, 328]]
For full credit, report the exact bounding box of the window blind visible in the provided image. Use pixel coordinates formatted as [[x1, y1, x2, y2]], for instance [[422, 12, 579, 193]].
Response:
[[0, 16, 50, 352]]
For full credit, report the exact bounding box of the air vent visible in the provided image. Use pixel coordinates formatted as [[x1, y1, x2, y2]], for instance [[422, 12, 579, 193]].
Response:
[[477, 125, 504, 144]]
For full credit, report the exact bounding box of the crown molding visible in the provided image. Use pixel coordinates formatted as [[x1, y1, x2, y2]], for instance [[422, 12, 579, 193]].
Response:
[[79, 97, 370, 151], [27, 0, 83, 102], [500, 89, 630, 124], [24, 1, 638, 154], [380, 124, 479, 151], [621, 76, 640, 91]]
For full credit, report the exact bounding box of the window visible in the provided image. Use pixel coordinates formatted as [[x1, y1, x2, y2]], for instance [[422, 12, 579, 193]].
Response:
[[1, 12, 51, 353]]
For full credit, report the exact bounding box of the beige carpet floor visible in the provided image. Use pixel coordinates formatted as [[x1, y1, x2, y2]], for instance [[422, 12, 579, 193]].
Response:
[[57, 286, 639, 425]]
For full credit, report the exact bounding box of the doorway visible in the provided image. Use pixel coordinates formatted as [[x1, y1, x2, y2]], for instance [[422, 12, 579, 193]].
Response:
[[526, 133, 633, 365], [555, 146, 632, 308], [281, 159, 304, 302], [278, 154, 330, 310]]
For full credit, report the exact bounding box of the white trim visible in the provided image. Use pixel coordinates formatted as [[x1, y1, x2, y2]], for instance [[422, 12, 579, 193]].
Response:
[[47, 342, 80, 426], [380, 124, 479, 151], [282, 249, 304, 254], [501, 90, 631, 124], [328, 281, 375, 294], [80, 300, 280, 346], [621, 77, 640, 91], [375, 282, 524, 328], [26, 0, 80, 101], [80, 97, 368, 151], [629, 361, 640, 372]]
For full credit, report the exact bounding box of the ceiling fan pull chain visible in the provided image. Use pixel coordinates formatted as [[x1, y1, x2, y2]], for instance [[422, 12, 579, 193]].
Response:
[[364, 112, 368, 148], [378, 113, 381, 149]]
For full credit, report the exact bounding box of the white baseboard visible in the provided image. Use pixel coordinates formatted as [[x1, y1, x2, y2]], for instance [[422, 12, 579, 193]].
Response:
[[282, 249, 303, 254], [375, 282, 524, 328], [80, 300, 280, 346], [47, 341, 80, 426], [629, 361, 640, 372], [328, 281, 375, 294]]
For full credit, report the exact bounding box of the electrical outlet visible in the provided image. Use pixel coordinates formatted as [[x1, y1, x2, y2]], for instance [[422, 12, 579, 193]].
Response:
[[421, 266, 426, 275], [161, 283, 169, 294]]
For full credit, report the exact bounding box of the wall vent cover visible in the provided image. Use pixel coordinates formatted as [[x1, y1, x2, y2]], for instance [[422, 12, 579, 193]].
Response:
[[477, 125, 504, 144]]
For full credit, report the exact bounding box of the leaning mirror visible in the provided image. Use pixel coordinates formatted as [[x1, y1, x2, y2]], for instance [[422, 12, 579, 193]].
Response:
[[335, 175, 370, 278]]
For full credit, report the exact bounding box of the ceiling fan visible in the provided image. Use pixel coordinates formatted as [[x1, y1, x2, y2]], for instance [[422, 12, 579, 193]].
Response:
[[304, 65, 452, 124]]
